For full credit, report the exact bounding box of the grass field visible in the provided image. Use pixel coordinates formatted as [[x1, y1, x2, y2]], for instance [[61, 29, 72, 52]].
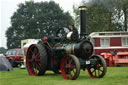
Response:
[[0, 67, 128, 85]]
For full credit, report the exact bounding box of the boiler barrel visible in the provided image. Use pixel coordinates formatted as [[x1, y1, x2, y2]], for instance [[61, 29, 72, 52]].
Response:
[[54, 40, 93, 59]]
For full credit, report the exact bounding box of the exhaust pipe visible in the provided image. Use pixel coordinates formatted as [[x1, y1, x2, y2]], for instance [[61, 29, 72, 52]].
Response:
[[79, 6, 87, 38]]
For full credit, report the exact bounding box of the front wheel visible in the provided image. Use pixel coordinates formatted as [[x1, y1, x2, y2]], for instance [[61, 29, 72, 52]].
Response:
[[87, 55, 107, 78], [61, 55, 80, 80]]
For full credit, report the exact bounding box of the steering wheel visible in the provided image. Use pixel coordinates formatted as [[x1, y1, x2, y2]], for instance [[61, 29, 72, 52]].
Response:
[[56, 27, 79, 41], [56, 27, 70, 38]]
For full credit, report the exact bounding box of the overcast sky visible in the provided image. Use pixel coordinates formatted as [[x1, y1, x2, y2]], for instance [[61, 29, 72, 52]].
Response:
[[0, 0, 83, 48]]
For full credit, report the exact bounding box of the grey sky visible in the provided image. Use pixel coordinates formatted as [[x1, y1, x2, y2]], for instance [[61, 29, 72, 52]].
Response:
[[0, 0, 82, 48]]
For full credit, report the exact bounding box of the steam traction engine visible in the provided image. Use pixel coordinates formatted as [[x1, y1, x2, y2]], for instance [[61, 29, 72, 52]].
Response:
[[26, 6, 107, 80]]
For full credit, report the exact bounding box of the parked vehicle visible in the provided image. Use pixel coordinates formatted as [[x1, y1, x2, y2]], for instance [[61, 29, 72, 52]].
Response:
[[101, 51, 128, 66], [89, 32, 128, 55], [89, 31, 128, 67], [5, 49, 24, 67]]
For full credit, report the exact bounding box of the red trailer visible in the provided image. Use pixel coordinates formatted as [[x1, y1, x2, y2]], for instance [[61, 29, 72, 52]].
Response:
[[89, 32, 128, 66]]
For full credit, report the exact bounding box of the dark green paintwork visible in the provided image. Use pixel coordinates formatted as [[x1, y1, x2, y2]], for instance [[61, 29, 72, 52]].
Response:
[[80, 60, 97, 65]]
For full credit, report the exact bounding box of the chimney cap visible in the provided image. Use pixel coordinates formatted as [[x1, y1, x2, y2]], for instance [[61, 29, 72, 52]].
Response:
[[79, 6, 87, 10]]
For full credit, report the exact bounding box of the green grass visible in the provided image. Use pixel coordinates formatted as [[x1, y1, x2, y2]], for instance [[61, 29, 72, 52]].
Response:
[[0, 67, 128, 85]]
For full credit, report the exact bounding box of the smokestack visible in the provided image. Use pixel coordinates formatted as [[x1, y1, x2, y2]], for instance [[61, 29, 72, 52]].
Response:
[[79, 6, 87, 37]]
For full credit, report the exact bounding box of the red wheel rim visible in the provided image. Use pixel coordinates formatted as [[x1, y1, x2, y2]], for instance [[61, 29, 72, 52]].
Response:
[[61, 56, 77, 80], [88, 58, 104, 78], [26, 45, 40, 76]]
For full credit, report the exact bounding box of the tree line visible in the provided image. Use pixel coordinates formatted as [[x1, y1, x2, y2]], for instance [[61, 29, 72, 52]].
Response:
[[5, 0, 128, 49]]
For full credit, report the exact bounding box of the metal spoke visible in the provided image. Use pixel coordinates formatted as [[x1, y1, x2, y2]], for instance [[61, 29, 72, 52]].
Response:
[[35, 62, 40, 70], [29, 49, 34, 55], [72, 69, 75, 73], [95, 70, 96, 76], [69, 72, 73, 78], [91, 69, 96, 73], [99, 69, 103, 72], [35, 53, 39, 59], [69, 59, 73, 64], [98, 70, 100, 76], [29, 59, 32, 62]]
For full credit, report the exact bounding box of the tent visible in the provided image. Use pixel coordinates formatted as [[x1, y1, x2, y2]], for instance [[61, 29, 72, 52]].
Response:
[[0, 55, 13, 71]]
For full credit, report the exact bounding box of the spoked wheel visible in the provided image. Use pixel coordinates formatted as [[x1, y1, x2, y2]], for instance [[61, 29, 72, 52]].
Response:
[[61, 55, 80, 80], [87, 55, 107, 78], [26, 44, 47, 76]]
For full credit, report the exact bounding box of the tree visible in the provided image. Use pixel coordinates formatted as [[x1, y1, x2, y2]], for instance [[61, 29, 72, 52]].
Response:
[[73, 0, 128, 33], [85, 0, 128, 31], [6, 1, 74, 49], [73, 4, 114, 34], [0, 47, 7, 54], [86, 0, 123, 31], [113, 0, 128, 31]]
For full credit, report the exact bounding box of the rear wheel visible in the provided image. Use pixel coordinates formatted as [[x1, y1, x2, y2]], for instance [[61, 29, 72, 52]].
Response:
[[61, 55, 80, 80], [26, 44, 47, 76], [87, 55, 107, 78]]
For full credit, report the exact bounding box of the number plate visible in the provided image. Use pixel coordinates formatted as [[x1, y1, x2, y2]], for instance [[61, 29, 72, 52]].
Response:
[[86, 61, 90, 64]]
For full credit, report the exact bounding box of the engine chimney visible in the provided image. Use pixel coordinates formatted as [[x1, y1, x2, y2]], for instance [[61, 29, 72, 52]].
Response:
[[79, 6, 87, 38]]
